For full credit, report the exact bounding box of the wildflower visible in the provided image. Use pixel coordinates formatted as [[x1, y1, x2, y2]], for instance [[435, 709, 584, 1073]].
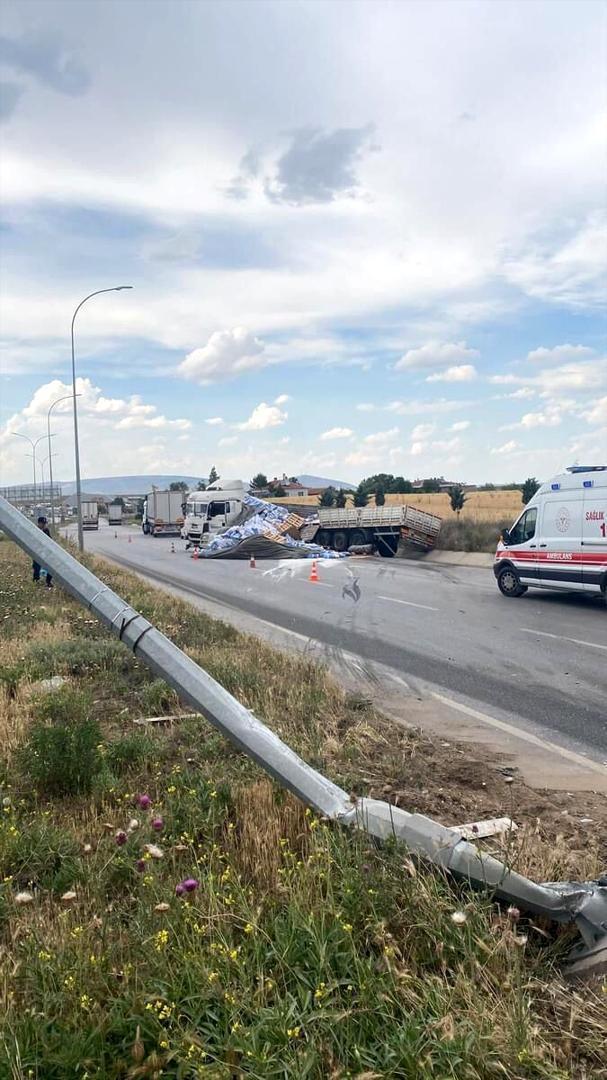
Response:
[[14, 891, 34, 905], [229, 948, 239, 961], [175, 882, 186, 897], [167, 785, 177, 794], [314, 982, 327, 1000], [115, 830, 127, 846], [287, 1026, 301, 1039], [144, 843, 164, 859], [507, 906, 521, 922], [183, 877, 199, 893], [82, 843, 93, 855], [154, 929, 169, 952], [37, 950, 52, 962], [137, 794, 152, 810], [63, 975, 75, 990], [244, 923, 254, 935], [127, 818, 139, 833], [451, 910, 468, 925], [231, 1021, 241, 1033], [70, 926, 84, 938], [80, 994, 92, 1011], [159, 1039, 169, 1049], [208, 971, 219, 983], [135, 858, 146, 873], [154, 902, 170, 913], [513, 934, 528, 948], [60, 890, 77, 904], [151, 816, 164, 832], [341, 922, 353, 933], [224, 991, 237, 1004]]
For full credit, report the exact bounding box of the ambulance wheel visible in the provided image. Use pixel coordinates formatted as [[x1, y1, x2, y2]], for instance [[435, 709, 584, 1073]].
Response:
[[497, 566, 527, 598]]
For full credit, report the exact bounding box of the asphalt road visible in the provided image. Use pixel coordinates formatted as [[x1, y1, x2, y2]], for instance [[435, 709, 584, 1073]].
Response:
[[76, 522, 607, 763]]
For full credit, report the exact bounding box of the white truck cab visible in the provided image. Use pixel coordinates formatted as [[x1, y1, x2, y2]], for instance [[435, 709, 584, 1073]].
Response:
[[181, 480, 245, 547], [494, 465, 607, 599]]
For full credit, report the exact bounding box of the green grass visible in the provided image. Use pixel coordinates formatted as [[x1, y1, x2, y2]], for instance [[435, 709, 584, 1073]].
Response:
[[435, 518, 511, 553], [0, 540, 605, 1079]]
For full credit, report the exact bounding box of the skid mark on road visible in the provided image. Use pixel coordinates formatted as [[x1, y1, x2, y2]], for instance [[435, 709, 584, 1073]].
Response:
[[521, 628, 607, 652], [378, 595, 439, 612]]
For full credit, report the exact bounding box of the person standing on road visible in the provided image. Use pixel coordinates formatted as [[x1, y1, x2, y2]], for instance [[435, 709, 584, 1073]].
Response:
[[32, 516, 53, 589]]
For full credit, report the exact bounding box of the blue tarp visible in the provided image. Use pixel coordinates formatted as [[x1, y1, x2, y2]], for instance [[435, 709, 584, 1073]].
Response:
[[193, 494, 347, 559]]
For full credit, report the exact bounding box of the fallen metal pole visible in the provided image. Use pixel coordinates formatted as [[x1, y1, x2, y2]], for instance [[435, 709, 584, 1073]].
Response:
[[1, 495, 605, 975]]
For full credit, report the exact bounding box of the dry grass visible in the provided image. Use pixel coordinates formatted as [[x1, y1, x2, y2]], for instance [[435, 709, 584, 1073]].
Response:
[[268, 490, 523, 522]]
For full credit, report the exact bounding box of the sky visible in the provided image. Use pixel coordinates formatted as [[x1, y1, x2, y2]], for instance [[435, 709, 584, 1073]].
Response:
[[0, 0, 605, 489]]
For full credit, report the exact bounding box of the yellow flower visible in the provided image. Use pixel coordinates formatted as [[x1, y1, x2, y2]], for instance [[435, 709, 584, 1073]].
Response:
[[314, 982, 327, 1000], [37, 949, 52, 962], [208, 971, 219, 983], [244, 923, 253, 935], [154, 929, 169, 952], [63, 975, 75, 990], [159, 1038, 169, 1049], [287, 1026, 301, 1039], [80, 994, 92, 1011], [341, 922, 353, 933], [167, 785, 177, 794]]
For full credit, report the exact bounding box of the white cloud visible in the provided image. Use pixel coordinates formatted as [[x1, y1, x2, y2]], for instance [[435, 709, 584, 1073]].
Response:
[[218, 435, 238, 447], [274, 394, 290, 405], [582, 396, 607, 426], [411, 423, 435, 441], [450, 420, 470, 431], [356, 403, 377, 412], [320, 427, 354, 441], [518, 406, 563, 429], [426, 364, 477, 382], [235, 401, 288, 431], [386, 398, 465, 416], [205, 417, 224, 426], [410, 442, 424, 457], [363, 427, 399, 445], [178, 328, 266, 384], [395, 341, 479, 372], [527, 344, 594, 364], [497, 387, 536, 400], [503, 214, 607, 309], [491, 440, 521, 455]]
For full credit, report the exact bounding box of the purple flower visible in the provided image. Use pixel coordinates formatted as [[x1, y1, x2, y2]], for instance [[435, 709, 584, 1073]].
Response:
[[175, 877, 199, 897], [137, 794, 152, 810], [115, 830, 127, 846], [135, 859, 146, 873], [151, 816, 164, 832]]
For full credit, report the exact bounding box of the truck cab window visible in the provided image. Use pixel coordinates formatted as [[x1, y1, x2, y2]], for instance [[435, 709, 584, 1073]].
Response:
[[509, 507, 537, 545], [209, 501, 227, 518]]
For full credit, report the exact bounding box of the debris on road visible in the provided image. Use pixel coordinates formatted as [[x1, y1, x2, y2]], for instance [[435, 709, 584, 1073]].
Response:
[[190, 494, 349, 560], [450, 815, 518, 840]]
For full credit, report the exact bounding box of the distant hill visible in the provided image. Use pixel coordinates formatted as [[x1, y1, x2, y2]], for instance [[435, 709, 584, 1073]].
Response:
[[297, 474, 354, 490], [59, 475, 204, 497], [57, 472, 354, 498]]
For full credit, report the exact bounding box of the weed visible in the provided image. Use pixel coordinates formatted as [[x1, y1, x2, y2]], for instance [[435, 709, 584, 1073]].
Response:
[[105, 731, 158, 774], [18, 688, 102, 796], [138, 678, 181, 716]]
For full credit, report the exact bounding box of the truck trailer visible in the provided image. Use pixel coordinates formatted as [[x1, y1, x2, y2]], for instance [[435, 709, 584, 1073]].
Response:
[[142, 491, 185, 536], [81, 500, 99, 530], [108, 503, 123, 525], [304, 504, 442, 557]]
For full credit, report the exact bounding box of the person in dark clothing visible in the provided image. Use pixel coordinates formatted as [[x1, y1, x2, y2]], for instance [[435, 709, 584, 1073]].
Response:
[[32, 516, 53, 588]]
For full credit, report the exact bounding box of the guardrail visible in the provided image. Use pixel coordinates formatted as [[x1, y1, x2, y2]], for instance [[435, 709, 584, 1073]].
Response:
[[1, 494, 605, 977]]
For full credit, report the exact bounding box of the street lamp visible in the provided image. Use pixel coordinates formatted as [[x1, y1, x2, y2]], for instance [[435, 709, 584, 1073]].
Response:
[[38, 453, 57, 502], [71, 286, 133, 551], [10, 432, 48, 500], [47, 393, 80, 534]]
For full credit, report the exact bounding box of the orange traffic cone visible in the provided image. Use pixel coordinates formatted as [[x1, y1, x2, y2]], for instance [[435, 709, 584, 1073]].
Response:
[[192, 547, 199, 560], [309, 560, 319, 583], [249, 553, 256, 569]]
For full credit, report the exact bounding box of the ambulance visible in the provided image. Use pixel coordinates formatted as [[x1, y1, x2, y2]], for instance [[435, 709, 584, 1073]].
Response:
[[494, 466, 607, 599]]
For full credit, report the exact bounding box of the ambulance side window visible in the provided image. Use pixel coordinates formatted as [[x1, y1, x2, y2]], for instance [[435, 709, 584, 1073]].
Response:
[[509, 507, 537, 544]]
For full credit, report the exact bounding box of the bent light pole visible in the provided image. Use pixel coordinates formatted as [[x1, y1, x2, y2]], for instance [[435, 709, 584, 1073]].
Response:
[[71, 287, 133, 551], [10, 432, 47, 501]]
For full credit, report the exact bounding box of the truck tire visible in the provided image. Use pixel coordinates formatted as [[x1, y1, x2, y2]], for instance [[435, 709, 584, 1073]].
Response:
[[332, 530, 349, 552], [142, 523, 149, 535], [376, 534, 398, 558], [316, 530, 331, 549], [349, 529, 367, 548], [497, 566, 527, 598]]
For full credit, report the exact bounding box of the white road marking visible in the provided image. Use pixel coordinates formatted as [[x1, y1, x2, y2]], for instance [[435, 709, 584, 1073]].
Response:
[[378, 595, 438, 612], [521, 628, 607, 652], [430, 691, 607, 778]]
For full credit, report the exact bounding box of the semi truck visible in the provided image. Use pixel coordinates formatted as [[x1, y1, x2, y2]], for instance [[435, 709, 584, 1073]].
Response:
[[108, 502, 123, 525], [142, 490, 185, 536], [81, 500, 99, 530], [181, 480, 245, 547], [303, 504, 442, 556]]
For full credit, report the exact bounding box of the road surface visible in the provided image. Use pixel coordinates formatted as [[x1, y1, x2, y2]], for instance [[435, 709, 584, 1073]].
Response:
[[73, 522, 607, 769]]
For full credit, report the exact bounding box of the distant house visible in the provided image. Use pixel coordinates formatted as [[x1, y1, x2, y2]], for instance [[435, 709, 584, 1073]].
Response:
[[412, 477, 476, 493], [269, 475, 310, 497]]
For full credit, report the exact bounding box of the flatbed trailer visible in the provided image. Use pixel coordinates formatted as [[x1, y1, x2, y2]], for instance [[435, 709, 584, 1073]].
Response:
[[304, 504, 442, 556]]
